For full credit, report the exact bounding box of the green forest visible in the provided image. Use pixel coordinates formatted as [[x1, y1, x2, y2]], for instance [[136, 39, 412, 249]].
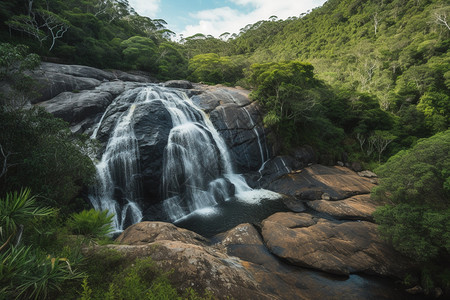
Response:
[[0, 0, 449, 298]]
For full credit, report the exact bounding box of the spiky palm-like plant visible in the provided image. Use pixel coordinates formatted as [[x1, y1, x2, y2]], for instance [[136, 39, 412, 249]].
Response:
[[0, 188, 54, 251]]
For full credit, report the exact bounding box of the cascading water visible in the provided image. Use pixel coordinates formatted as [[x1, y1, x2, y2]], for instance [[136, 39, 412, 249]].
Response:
[[89, 85, 255, 227], [89, 90, 145, 233], [160, 89, 252, 221], [89, 84, 281, 232]]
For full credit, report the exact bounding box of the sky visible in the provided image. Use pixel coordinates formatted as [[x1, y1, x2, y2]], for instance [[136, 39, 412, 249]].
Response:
[[128, 0, 327, 39]]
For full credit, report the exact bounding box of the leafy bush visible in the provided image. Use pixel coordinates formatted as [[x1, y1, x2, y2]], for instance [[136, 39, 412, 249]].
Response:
[[0, 107, 96, 214], [67, 209, 114, 239]]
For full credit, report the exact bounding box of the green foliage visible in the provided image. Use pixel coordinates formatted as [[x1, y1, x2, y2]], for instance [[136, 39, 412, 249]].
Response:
[[188, 53, 247, 85], [373, 130, 450, 206], [374, 204, 450, 261], [121, 36, 157, 71], [247, 60, 345, 153], [0, 43, 40, 80], [0, 43, 40, 109], [1, 245, 84, 300], [104, 257, 179, 300], [373, 130, 450, 291], [0, 188, 55, 250], [77, 249, 214, 300], [0, 107, 96, 214], [67, 209, 114, 239]]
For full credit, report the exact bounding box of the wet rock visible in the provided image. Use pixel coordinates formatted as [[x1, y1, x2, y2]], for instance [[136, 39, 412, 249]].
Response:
[[349, 161, 363, 172], [268, 165, 375, 201], [405, 285, 424, 295], [261, 212, 412, 277], [133, 101, 173, 203], [282, 195, 307, 212], [210, 101, 270, 173], [306, 194, 378, 221]]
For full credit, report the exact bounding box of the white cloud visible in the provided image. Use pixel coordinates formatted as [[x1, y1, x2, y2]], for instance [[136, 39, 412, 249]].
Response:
[[180, 0, 326, 38], [128, 0, 161, 18]]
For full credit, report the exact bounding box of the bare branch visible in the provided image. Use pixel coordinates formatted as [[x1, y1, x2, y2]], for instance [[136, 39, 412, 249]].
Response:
[[434, 11, 450, 31], [0, 144, 11, 178]]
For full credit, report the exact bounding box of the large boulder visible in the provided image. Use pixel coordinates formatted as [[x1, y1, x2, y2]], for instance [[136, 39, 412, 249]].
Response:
[[29, 63, 152, 104], [86, 221, 272, 299], [306, 194, 378, 221], [163, 80, 193, 89], [37, 90, 113, 134], [268, 165, 375, 201], [190, 84, 251, 112], [245, 155, 302, 188], [261, 212, 412, 277], [214, 223, 414, 300], [116, 221, 208, 246]]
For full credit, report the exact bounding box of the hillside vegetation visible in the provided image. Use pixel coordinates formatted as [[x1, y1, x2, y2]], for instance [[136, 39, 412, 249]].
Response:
[[0, 0, 449, 297]]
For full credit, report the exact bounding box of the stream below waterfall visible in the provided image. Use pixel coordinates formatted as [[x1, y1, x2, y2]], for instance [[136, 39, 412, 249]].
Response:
[[88, 84, 281, 233]]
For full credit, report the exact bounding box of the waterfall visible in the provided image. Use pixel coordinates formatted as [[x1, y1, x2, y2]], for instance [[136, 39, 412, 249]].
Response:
[[242, 107, 270, 168], [160, 89, 252, 221], [89, 89, 146, 233], [89, 85, 256, 228]]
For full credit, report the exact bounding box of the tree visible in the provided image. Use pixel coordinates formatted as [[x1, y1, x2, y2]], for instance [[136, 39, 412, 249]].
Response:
[[433, 6, 450, 31], [121, 36, 157, 71], [188, 53, 246, 85], [247, 61, 344, 151], [7, 9, 70, 51], [373, 130, 450, 291], [373, 130, 449, 253], [0, 108, 96, 213], [0, 43, 40, 110]]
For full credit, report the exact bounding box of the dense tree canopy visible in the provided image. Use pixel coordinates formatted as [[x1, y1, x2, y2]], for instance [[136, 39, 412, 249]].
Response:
[[373, 130, 450, 291]]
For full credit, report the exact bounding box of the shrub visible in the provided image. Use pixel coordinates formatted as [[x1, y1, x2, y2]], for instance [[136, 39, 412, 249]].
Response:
[[67, 209, 114, 239], [0, 188, 54, 250]]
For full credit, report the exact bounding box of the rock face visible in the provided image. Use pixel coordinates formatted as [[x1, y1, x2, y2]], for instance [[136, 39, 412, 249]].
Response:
[[31, 63, 270, 206], [268, 164, 375, 201], [191, 85, 270, 173], [82, 220, 416, 300], [306, 194, 378, 221], [261, 212, 411, 277], [116, 221, 207, 246], [29, 62, 152, 104], [98, 222, 271, 300], [37, 90, 113, 134]]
